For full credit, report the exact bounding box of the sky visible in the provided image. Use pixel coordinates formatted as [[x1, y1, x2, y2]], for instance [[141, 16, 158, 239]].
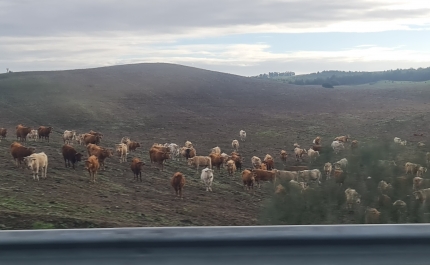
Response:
[[1, 0, 430, 76]]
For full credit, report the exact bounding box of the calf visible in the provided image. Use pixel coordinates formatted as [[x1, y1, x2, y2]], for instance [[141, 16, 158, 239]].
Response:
[[0, 128, 7, 140], [239, 130, 246, 142], [23, 152, 48, 181], [171, 172, 185, 198], [226, 160, 237, 176], [242, 169, 255, 191], [116, 143, 128, 163], [127, 141, 141, 152], [27, 129, 38, 142], [62, 144, 83, 169], [130, 158, 145, 182], [63, 130, 76, 145], [85, 155, 100, 183], [201, 168, 214, 191], [313, 136, 321, 145]]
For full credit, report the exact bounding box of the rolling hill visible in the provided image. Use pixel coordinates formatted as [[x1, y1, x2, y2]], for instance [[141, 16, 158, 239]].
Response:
[[0, 63, 430, 229]]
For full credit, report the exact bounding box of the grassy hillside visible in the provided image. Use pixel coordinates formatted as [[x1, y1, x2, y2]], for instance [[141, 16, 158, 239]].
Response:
[[0, 63, 430, 229]]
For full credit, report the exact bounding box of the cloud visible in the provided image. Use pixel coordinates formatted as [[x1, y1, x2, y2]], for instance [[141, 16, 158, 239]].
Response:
[[1, 0, 430, 74], [1, 0, 430, 38]]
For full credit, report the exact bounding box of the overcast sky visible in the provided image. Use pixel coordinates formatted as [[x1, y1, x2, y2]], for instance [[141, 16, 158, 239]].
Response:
[[1, 0, 430, 76]]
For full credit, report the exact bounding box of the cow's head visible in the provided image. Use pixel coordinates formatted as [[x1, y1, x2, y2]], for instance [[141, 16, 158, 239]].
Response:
[[75, 153, 83, 161]]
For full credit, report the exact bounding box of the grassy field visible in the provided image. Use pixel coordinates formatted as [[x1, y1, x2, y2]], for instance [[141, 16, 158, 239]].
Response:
[[0, 63, 430, 229]]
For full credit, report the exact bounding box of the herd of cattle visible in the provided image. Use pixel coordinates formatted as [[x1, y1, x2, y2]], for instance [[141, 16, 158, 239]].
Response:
[[2, 125, 430, 224]]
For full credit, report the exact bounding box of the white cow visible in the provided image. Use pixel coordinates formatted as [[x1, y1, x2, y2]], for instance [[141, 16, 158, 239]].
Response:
[[115, 143, 128, 163], [331, 141, 345, 154], [240, 130, 246, 142], [251, 156, 262, 169], [23, 152, 48, 181], [298, 169, 322, 185], [201, 167, 214, 191], [232, 139, 239, 152], [394, 137, 401, 144], [334, 158, 348, 170], [27, 129, 38, 142], [167, 143, 180, 161], [63, 130, 76, 145], [345, 188, 361, 210]]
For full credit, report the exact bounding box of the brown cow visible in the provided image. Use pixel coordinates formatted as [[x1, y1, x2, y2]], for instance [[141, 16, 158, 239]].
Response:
[[38, 126, 53, 142], [209, 152, 224, 171], [334, 168, 345, 186], [334, 135, 349, 143], [85, 155, 100, 183], [230, 152, 242, 171], [0, 128, 7, 139], [263, 154, 275, 170], [62, 144, 83, 169], [312, 145, 322, 152], [171, 172, 185, 198], [242, 169, 255, 191], [149, 148, 170, 171], [128, 141, 141, 152], [181, 147, 196, 160], [251, 169, 277, 188], [87, 144, 113, 170], [83, 134, 101, 145], [10, 142, 35, 166], [16, 124, 32, 142], [131, 158, 145, 182]]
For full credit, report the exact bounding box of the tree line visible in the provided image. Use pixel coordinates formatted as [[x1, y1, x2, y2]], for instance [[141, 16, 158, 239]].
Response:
[[252, 67, 430, 86]]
